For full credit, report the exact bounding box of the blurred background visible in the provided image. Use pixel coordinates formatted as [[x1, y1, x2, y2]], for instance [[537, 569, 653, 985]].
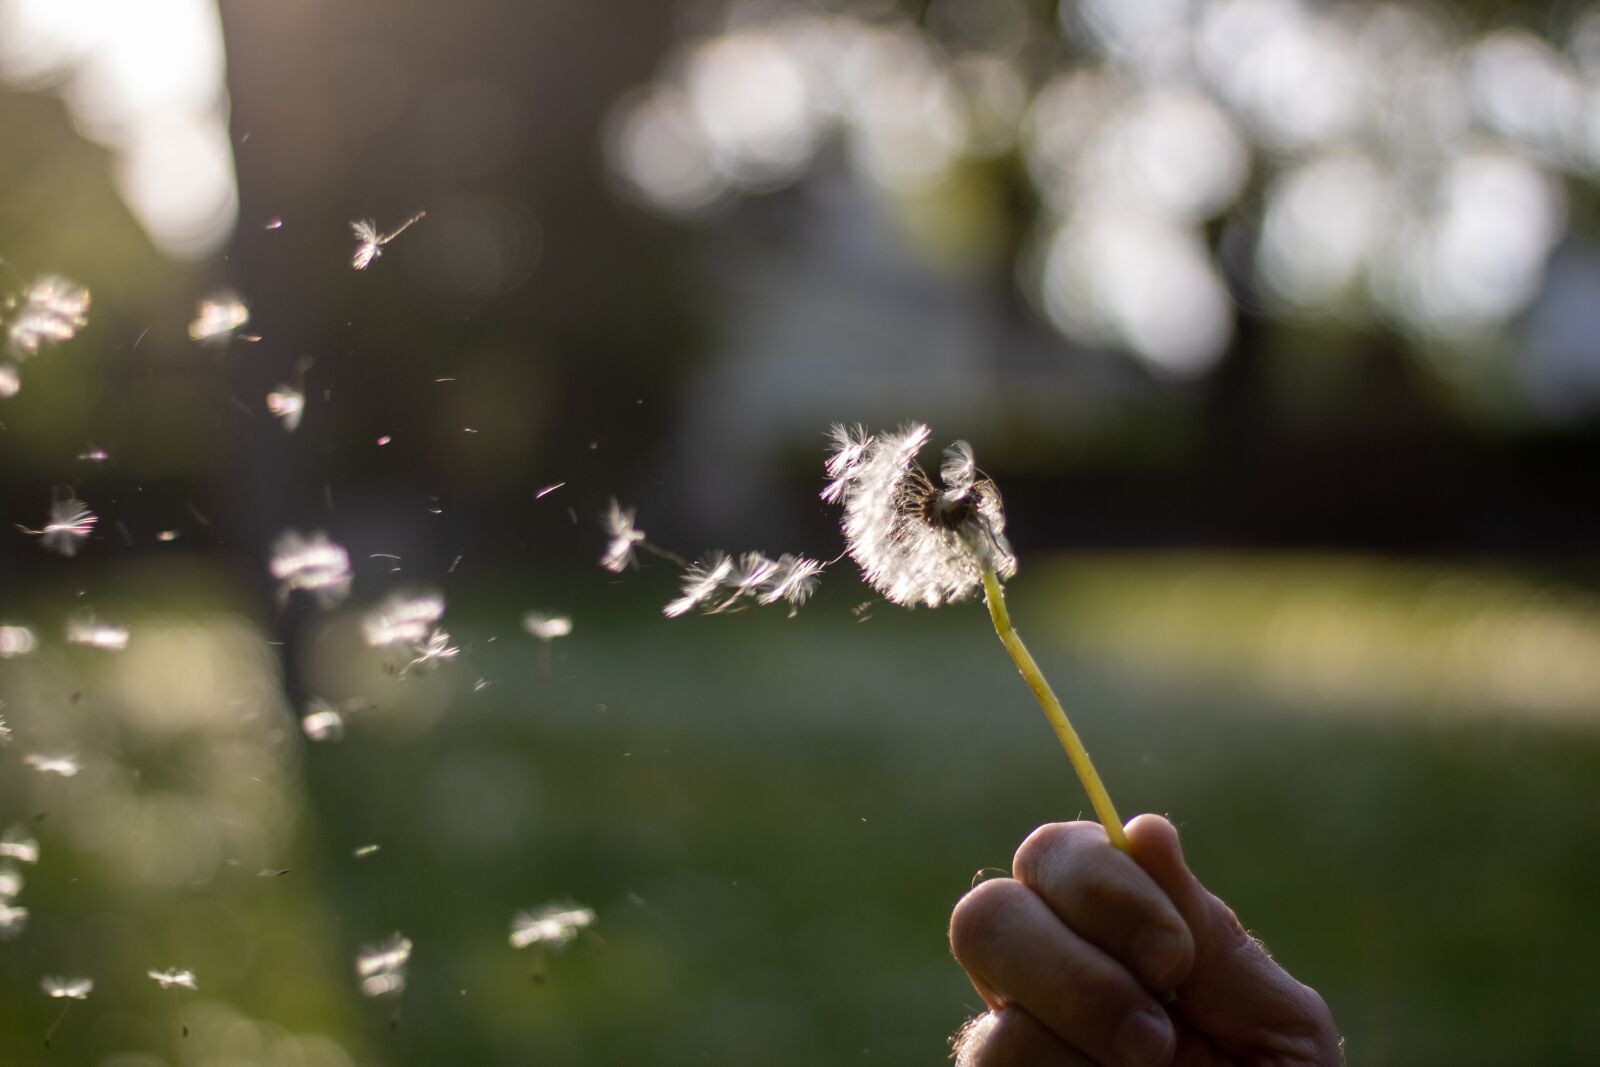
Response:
[[2, 0, 1599, 1062]]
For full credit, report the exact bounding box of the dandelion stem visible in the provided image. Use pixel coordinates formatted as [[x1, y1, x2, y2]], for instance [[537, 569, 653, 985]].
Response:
[[981, 569, 1129, 852]]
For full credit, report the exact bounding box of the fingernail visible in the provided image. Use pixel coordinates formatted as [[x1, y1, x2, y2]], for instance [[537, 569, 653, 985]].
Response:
[[1133, 925, 1183, 988], [1114, 1008, 1173, 1067]]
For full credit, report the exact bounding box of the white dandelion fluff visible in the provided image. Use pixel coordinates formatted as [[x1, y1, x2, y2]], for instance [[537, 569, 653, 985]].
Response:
[[522, 612, 572, 640], [405, 627, 459, 673], [6, 275, 90, 358], [662, 550, 822, 618], [600, 499, 646, 572], [17, 495, 97, 557], [147, 968, 197, 991], [66, 613, 129, 650], [352, 843, 381, 859], [0, 625, 36, 658], [351, 211, 426, 270], [0, 363, 18, 398], [0, 867, 23, 898], [301, 699, 344, 742], [266, 385, 305, 431], [509, 904, 595, 950], [23, 753, 79, 777], [356, 933, 412, 997], [42, 976, 93, 1000], [0, 714, 10, 745], [823, 423, 1016, 607], [0, 827, 39, 863], [0, 902, 30, 937], [363, 590, 446, 648], [187, 296, 250, 342], [270, 530, 353, 607]]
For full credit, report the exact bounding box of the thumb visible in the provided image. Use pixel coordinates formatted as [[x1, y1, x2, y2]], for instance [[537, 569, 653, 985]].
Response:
[[1124, 815, 1341, 1063]]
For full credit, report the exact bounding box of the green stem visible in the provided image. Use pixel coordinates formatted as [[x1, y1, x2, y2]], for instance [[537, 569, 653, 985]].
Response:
[[982, 569, 1129, 852]]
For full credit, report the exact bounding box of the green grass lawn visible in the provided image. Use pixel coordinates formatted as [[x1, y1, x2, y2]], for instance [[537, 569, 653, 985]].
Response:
[[3, 552, 1598, 1064]]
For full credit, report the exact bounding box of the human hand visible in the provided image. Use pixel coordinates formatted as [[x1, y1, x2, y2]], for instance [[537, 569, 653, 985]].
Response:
[[948, 815, 1342, 1066]]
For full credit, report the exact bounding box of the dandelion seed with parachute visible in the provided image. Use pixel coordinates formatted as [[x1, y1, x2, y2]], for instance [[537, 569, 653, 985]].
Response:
[[0, 714, 11, 744], [6, 275, 89, 358], [510, 904, 595, 949], [148, 968, 198, 991], [270, 530, 353, 607], [356, 933, 412, 996], [353, 843, 381, 859], [0, 867, 22, 898], [17, 495, 96, 556], [404, 627, 459, 674], [351, 211, 426, 270], [266, 385, 305, 431], [24, 753, 79, 777], [600, 498, 646, 572], [41, 975, 91, 1045], [66, 612, 129, 650], [187, 296, 250, 342], [823, 424, 1127, 851], [0, 901, 28, 937], [301, 699, 344, 742], [523, 612, 572, 640], [363, 590, 445, 648], [0, 363, 18, 397], [662, 550, 822, 618], [1, 826, 39, 863]]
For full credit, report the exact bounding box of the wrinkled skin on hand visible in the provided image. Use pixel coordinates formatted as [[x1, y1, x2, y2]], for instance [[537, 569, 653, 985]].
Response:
[[949, 815, 1342, 1067]]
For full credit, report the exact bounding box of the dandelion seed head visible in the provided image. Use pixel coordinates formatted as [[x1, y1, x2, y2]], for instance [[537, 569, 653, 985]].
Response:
[[187, 296, 250, 341], [0, 902, 29, 937], [0, 625, 37, 658], [1, 827, 39, 864], [147, 968, 197, 991], [824, 423, 1016, 608], [66, 613, 129, 651], [24, 753, 80, 777], [270, 531, 353, 607], [600, 499, 646, 572], [43, 976, 93, 1000], [522, 613, 572, 640], [266, 386, 305, 431], [0, 867, 25, 898], [356, 933, 411, 997], [363, 591, 446, 648], [509, 904, 595, 950], [7, 275, 90, 358], [301, 700, 344, 742]]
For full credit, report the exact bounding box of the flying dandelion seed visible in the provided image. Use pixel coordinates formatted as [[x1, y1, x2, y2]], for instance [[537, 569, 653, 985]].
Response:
[[356, 933, 412, 997], [600, 499, 646, 572], [301, 700, 344, 742], [66, 613, 130, 650], [363, 590, 446, 647], [5, 275, 90, 358], [0, 363, 18, 398], [266, 385, 305, 431], [351, 211, 426, 270], [0, 625, 36, 657], [0, 867, 22, 898], [352, 844, 381, 859], [0, 902, 28, 937], [16, 495, 97, 557], [23, 753, 79, 777], [663, 551, 822, 618], [270, 530, 353, 607], [147, 968, 198, 991], [77, 445, 109, 463], [0, 827, 39, 863], [265, 216, 284, 230], [509, 904, 595, 950], [404, 627, 459, 674], [42, 976, 92, 1000], [823, 423, 1015, 608], [0, 714, 11, 744], [522, 613, 572, 640], [535, 482, 565, 499], [187, 296, 250, 341]]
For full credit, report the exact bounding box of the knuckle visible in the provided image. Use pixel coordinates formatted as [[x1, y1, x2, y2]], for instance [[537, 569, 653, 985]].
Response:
[[949, 878, 1029, 963], [1012, 820, 1098, 886]]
